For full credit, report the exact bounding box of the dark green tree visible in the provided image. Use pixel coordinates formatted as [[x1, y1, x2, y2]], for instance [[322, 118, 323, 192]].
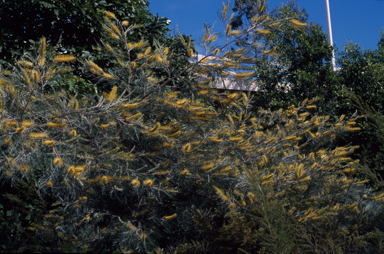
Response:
[[0, 0, 170, 63], [231, 1, 338, 115], [337, 34, 384, 171]]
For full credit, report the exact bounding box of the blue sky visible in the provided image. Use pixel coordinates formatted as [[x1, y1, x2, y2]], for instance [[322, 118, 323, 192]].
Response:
[[149, 0, 384, 54]]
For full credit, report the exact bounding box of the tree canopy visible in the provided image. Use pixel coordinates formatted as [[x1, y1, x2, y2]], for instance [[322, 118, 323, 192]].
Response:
[[0, 0, 170, 64]]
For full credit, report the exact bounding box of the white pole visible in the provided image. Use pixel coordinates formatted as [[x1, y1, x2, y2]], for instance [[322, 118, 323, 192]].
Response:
[[324, 0, 336, 71]]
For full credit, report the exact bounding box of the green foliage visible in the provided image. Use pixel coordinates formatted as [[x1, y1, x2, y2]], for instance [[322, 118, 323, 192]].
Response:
[[230, 0, 384, 186], [231, 1, 338, 114], [336, 38, 384, 171], [0, 0, 169, 63], [1, 1, 384, 253]]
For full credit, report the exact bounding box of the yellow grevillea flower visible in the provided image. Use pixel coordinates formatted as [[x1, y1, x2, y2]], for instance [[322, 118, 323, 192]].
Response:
[[67, 166, 75, 174], [290, 19, 307, 27], [201, 163, 214, 170], [164, 213, 177, 220], [101, 176, 111, 184], [144, 179, 154, 187], [29, 132, 48, 139], [44, 140, 55, 146], [131, 178, 140, 187], [20, 164, 31, 172], [46, 180, 54, 187], [256, 28, 270, 34], [103, 10, 116, 19], [4, 138, 12, 146], [53, 157, 63, 166], [47, 122, 66, 128], [54, 55, 76, 63], [18, 60, 33, 68]]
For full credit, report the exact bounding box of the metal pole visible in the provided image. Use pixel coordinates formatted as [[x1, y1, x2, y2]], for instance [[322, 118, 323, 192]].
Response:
[[324, 0, 336, 71]]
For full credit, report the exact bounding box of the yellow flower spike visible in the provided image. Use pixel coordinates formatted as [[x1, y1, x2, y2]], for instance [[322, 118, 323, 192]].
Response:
[[149, 122, 161, 132], [87, 60, 104, 74], [256, 28, 270, 34], [103, 10, 116, 19], [266, 146, 276, 155], [309, 152, 315, 160], [290, 19, 307, 27], [67, 166, 75, 175], [180, 169, 189, 176], [19, 164, 30, 173], [225, 24, 232, 36], [131, 178, 140, 187], [164, 213, 177, 220], [29, 132, 48, 139], [101, 176, 111, 184], [47, 122, 66, 129], [46, 180, 54, 187], [213, 185, 229, 201], [247, 192, 256, 203], [38, 37, 46, 66], [105, 43, 114, 53], [295, 164, 305, 179], [106, 86, 117, 101], [182, 143, 192, 153], [108, 22, 121, 34], [144, 46, 151, 55], [21, 120, 34, 128], [130, 61, 137, 69], [31, 69, 40, 83], [299, 176, 311, 183], [102, 73, 114, 80], [310, 162, 318, 170], [54, 54, 76, 63], [44, 140, 55, 146], [285, 136, 296, 141], [229, 30, 242, 36], [168, 130, 181, 137], [53, 157, 63, 166], [262, 154, 268, 164], [122, 20, 129, 26], [123, 103, 138, 109], [227, 114, 234, 125], [22, 69, 31, 86], [187, 48, 194, 57], [201, 163, 214, 170], [306, 105, 317, 110], [144, 179, 154, 187], [18, 60, 33, 68], [126, 112, 142, 121], [4, 138, 12, 146], [69, 130, 77, 137]]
